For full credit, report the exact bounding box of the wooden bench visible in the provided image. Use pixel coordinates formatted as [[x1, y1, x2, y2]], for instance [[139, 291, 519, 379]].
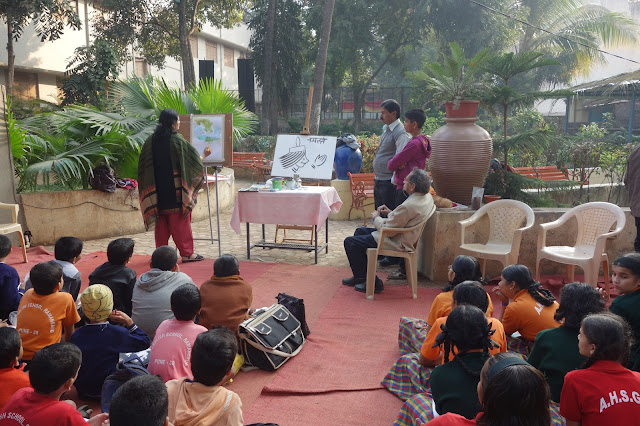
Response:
[[232, 152, 270, 182], [348, 172, 375, 225], [513, 166, 588, 185], [513, 166, 569, 181]]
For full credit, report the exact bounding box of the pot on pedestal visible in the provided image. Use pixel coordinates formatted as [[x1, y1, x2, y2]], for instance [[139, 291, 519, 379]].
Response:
[[429, 101, 492, 206]]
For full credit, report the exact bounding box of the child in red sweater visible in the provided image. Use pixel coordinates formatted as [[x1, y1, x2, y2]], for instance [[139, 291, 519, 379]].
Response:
[[0, 327, 30, 410]]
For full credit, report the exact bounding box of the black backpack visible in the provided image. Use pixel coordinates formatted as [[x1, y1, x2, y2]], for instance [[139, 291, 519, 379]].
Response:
[[90, 165, 117, 193]]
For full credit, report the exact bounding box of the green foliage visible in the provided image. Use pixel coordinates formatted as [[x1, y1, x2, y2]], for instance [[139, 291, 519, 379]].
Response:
[[93, 0, 247, 86], [409, 42, 491, 108], [514, 0, 640, 88], [423, 110, 446, 136], [248, 0, 308, 115], [0, 0, 80, 42], [426, 0, 520, 58], [357, 134, 380, 173], [10, 77, 258, 192], [234, 136, 277, 160], [61, 40, 120, 108]]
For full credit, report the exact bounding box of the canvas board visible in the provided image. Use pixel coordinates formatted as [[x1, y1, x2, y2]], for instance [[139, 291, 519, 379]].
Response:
[[270, 134, 337, 180], [178, 114, 233, 166]]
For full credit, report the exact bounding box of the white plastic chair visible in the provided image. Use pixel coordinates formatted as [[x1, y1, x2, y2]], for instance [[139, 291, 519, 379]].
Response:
[[365, 206, 435, 300], [458, 199, 535, 278], [0, 202, 28, 263], [535, 202, 626, 294]]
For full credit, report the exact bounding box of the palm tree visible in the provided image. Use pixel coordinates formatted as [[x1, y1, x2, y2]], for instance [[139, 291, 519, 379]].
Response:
[[513, 0, 639, 86], [309, 0, 335, 134]]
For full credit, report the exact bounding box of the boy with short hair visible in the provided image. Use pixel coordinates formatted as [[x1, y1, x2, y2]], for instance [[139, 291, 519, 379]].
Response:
[[89, 238, 137, 315], [166, 327, 243, 425], [0, 342, 109, 426], [0, 328, 30, 410], [25, 236, 83, 301], [16, 261, 81, 362], [0, 235, 22, 320], [71, 284, 151, 400], [149, 284, 207, 382], [109, 375, 170, 426], [132, 246, 196, 338]]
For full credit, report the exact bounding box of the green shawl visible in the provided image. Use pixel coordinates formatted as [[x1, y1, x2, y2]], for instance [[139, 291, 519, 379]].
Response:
[[138, 132, 205, 230]]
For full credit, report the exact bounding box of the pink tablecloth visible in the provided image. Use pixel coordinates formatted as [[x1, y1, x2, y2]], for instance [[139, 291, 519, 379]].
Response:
[[230, 186, 343, 234]]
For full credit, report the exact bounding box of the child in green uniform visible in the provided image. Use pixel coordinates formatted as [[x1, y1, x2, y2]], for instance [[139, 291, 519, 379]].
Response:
[[528, 282, 605, 402], [430, 305, 497, 419], [609, 252, 640, 371]]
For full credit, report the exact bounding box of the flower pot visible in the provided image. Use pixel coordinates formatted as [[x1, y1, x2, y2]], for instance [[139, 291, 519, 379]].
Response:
[[484, 195, 501, 203], [445, 100, 480, 118], [428, 115, 492, 206]]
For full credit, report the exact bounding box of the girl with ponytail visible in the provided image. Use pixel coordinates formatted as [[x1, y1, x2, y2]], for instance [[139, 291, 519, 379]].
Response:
[[493, 264, 559, 355], [429, 305, 497, 420]]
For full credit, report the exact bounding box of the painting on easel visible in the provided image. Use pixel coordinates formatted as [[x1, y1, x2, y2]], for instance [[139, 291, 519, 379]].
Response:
[[270, 134, 337, 180], [178, 114, 234, 166]]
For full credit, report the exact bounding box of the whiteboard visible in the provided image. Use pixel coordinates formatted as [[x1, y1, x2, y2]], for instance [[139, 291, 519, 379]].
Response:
[[270, 134, 337, 179]]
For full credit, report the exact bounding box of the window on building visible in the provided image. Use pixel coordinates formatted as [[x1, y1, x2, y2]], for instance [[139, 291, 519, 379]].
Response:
[[190, 37, 198, 59], [224, 46, 234, 68], [12, 71, 38, 100], [135, 58, 148, 77], [205, 41, 217, 62]]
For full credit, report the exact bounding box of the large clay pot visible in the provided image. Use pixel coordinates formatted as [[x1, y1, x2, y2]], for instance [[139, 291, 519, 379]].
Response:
[[429, 112, 492, 205]]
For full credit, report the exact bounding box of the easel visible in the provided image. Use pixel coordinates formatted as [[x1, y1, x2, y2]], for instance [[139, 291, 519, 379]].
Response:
[[274, 86, 320, 245], [194, 165, 222, 258]]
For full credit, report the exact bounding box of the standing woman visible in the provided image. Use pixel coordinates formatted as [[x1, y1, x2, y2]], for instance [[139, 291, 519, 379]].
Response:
[[138, 109, 211, 263]]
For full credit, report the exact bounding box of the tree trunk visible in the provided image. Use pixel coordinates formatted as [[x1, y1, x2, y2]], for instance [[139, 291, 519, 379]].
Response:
[[6, 22, 14, 99], [352, 86, 365, 134], [261, 0, 277, 135], [309, 0, 335, 134], [178, 0, 196, 89], [270, 78, 278, 135]]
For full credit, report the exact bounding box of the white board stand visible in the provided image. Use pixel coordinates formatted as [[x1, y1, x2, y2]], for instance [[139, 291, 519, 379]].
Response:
[[194, 166, 222, 258]]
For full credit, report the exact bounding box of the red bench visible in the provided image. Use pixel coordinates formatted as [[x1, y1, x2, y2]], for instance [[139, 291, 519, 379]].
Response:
[[232, 152, 270, 182], [513, 166, 569, 181], [348, 172, 375, 225]]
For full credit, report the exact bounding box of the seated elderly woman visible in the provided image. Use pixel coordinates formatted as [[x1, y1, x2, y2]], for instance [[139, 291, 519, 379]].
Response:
[[342, 168, 435, 294]]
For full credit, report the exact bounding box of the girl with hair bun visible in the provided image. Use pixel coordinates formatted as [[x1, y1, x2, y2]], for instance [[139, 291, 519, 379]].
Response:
[[493, 264, 559, 356], [398, 255, 494, 354], [429, 353, 562, 426], [609, 252, 640, 371], [528, 282, 605, 402], [560, 313, 640, 426]]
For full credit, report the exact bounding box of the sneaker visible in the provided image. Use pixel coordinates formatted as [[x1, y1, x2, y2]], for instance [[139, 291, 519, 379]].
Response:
[[387, 268, 407, 280], [379, 256, 400, 267], [354, 276, 384, 294]]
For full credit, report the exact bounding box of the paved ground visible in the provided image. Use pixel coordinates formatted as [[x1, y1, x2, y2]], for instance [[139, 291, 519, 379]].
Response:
[[70, 178, 443, 288]]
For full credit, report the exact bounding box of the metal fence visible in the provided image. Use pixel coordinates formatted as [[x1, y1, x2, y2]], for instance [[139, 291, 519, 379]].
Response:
[[237, 86, 414, 120]]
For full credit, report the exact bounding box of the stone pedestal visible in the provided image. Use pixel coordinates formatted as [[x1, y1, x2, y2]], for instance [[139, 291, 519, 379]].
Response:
[[329, 178, 375, 221]]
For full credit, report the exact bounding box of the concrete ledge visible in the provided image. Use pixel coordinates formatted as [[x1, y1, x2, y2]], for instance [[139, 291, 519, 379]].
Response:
[[418, 207, 635, 282], [20, 168, 236, 245]]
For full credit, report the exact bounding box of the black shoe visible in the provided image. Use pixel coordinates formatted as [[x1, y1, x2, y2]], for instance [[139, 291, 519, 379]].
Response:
[[342, 276, 365, 286], [379, 256, 400, 267], [354, 277, 384, 294]]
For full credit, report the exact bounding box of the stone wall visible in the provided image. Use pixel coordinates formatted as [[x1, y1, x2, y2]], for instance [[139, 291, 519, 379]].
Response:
[[418, 207, 635, 282], [20, 169, 236, 245]]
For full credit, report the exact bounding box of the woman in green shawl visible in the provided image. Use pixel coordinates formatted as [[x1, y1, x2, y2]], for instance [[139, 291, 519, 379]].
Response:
[[138, 109, 211, 262]]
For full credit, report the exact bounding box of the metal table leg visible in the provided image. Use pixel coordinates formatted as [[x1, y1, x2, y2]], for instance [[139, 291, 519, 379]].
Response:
[[246, 223, 250, 259], [314, 225, 318, 264], [325, 217, 329, 253]]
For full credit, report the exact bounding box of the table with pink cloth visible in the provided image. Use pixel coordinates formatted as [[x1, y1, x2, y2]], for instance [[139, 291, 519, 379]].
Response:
[[230, 186, 342, 263]]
